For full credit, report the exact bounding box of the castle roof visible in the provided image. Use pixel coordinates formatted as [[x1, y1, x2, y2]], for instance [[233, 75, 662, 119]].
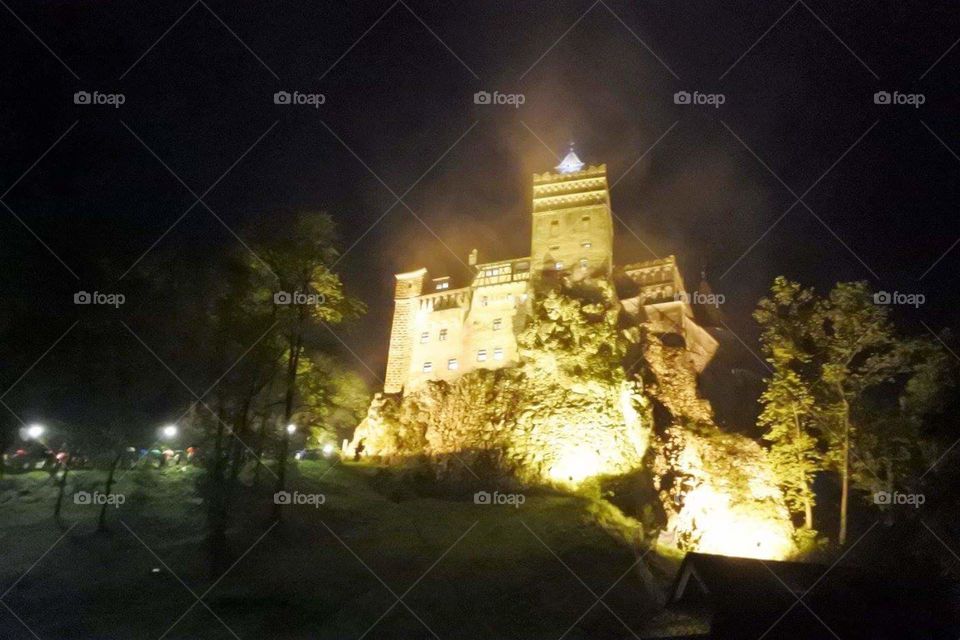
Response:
[[555, 148, 585, 173]]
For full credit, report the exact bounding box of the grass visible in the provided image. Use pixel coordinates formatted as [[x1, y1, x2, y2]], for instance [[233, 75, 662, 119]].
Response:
[[0, 460, 673, 639]]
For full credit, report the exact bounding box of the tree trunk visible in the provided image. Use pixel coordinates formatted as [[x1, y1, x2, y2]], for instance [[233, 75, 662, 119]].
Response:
[[837, 383, 850, 546], [54, 460, 71, 529], [273, 328, 303, 520], [206, 399, 230, 577], [792, 405, 814, 529], [253, 415, 268, 484], [97, 451, 123, 531]]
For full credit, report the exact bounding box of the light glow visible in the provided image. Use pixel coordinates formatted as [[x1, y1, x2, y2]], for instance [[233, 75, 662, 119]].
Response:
[[674, 485, 794, 560], [161, 425, 178, 439], [286, 423, 296, 435], [548, 447, 603, 485], [26, 423, 45, 439]]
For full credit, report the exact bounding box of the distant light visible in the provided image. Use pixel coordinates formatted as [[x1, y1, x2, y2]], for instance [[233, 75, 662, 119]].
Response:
[[161, 425, 178, 439], [322, 443, 335, 457], [286, 424, 296, 435], [26, 424, 45, 439]]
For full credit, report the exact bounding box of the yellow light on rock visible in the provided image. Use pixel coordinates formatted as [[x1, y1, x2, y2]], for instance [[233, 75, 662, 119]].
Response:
[[548, 447, 603, 485]]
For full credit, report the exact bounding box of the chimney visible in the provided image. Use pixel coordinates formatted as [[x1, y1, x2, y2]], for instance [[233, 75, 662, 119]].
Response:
[[468, 249, 478, 266]]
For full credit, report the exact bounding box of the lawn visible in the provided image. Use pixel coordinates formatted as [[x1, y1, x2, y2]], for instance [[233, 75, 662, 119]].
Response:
[[0, 461, 672, 639]]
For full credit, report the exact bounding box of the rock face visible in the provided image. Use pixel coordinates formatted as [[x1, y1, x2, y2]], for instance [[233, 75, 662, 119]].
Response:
[[642, 329, 796, 560], [348, 365, 649, 487], [348, 280, 797, 559]]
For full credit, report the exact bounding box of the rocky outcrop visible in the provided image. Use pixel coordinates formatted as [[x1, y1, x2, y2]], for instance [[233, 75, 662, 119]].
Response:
[[642, 328, 796, 559], [348, 364, 650, 487]]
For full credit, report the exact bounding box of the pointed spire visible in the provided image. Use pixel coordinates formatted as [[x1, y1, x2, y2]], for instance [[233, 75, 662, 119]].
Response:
[[555, 141, 584, 173]]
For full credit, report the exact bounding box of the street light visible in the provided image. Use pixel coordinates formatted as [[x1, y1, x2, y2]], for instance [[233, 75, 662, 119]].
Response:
[[286, 423, 296, 435], [25, 423, 45, 440], [161, 424, 178, 439]]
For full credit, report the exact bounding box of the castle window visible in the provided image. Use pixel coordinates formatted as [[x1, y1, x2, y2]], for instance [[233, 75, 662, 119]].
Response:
[[555, 261, 564, 270], [549, 245, 560, 251], [477, 349, 488, 362], [422, 362, 433, 372], [493, 318, 502, 331], [581, 241, 592, 249], [436, 281, 449, 290], [420, 331, 430, 343], [550, 220, 560, 237], [481, 296, 488, 307], [493, 347, 504, 361], [580, 215, 590, 230], [579, 258, 589, 269], [448, 358, 459, 370], [439, 328, 448, 341]]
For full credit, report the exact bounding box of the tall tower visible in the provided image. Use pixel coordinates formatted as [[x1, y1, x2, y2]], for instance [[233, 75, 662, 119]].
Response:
[[384, 268, 427, 393], [531, 147, 613, 278]]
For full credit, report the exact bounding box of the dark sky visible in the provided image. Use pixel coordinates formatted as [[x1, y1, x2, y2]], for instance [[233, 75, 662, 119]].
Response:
[[2, 0, 958, 395]]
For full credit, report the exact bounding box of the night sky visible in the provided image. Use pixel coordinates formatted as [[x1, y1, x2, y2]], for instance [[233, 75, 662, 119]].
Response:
[[2, 0, 958, 400]]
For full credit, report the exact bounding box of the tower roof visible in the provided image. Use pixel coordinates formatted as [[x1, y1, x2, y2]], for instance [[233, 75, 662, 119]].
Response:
[[555, 147, 585, 173]]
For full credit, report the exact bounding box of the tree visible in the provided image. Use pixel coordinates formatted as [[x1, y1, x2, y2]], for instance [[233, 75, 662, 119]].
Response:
[[812, 282, 908, 545], [757, 278, 953, 546], [755, 277, 821, 530], [292, 352, 370, 448], [246, 210, 364, 518]]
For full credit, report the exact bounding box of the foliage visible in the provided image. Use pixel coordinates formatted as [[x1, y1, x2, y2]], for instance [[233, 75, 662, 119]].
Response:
[[755, 277, 955, 543], [516, 277, 625, 379], [754, 277, 821, 528]]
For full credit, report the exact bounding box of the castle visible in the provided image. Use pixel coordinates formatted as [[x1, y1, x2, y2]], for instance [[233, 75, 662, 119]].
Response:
[[383, 148, 719, 394]]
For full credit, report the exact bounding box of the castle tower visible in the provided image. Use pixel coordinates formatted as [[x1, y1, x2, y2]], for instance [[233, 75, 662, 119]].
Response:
[[531, 147, 613, 279], [384, 268, 427, 393]]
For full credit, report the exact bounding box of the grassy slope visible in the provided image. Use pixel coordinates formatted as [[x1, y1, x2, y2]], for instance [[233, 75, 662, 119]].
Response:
[[0, 462, 670, 640]]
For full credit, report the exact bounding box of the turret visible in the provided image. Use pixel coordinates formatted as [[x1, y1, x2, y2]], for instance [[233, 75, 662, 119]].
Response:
[[383, 268, 427, 393]]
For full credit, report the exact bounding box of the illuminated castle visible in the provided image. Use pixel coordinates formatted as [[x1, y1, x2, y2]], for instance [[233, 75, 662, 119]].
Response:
[[383, 148, 718, 394]]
